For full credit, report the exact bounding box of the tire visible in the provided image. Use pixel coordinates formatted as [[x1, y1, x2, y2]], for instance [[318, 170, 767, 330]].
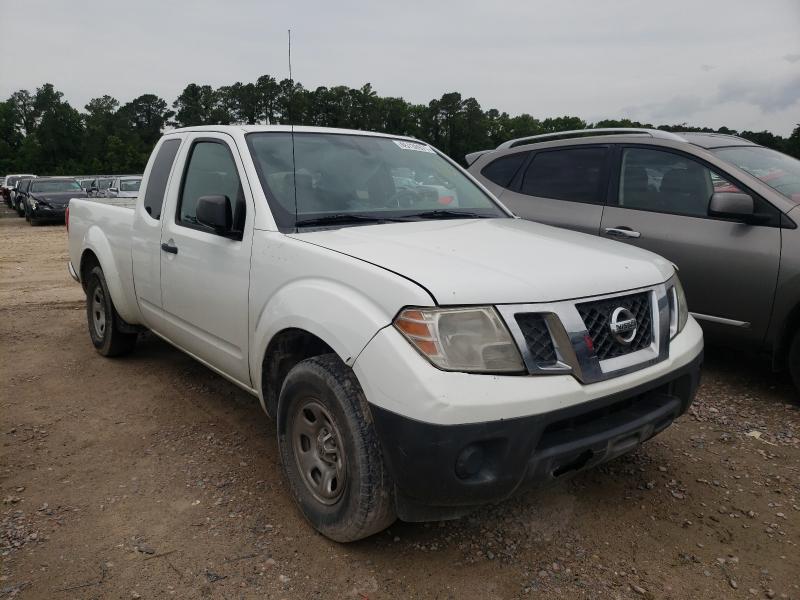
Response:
[[85, 265, 137, 357], [16, 201, 25, 217], [277, 354, 396, 542], [789, 329, 800, 397]]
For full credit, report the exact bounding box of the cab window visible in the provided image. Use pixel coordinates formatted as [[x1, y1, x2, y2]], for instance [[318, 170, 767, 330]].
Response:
[[177, 141, 245, 234]]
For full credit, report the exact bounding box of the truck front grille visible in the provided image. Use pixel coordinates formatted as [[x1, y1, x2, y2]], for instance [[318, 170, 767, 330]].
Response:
[[514, 313, 557, 366], [576, 291, 652, 360]]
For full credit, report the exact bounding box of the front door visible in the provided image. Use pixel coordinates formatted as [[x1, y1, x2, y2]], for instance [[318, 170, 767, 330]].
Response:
[[159, 134, 254, 384], [600, 145, 781, 345]]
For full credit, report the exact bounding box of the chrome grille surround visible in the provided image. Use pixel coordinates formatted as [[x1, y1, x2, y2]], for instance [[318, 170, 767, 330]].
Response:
[[496, 282, 671, 384]]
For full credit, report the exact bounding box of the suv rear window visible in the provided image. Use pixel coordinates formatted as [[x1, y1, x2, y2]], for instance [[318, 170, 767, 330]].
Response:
[[480, 152, 527, 188], [520, 147, 608, 204]]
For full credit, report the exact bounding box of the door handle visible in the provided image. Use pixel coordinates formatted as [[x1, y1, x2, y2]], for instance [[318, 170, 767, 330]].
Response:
[[160, 242, 178, 254], [604, 227, 641, 239]]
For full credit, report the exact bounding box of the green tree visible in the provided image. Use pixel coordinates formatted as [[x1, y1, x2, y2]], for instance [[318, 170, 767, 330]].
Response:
[[118, 94, 173, 148], [171, 84, 218, 127], [786, 124, 800, 159], [0, 100, 23, 172], [83, 95, 120, 171]]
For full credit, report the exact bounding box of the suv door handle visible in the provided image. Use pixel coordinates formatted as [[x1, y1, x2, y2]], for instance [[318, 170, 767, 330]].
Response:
[[604, 227, 641, 239], [160, 242, 178, 254]]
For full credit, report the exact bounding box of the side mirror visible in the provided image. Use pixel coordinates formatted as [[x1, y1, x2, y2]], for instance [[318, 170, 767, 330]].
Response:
[[196, 195, 233, 234], [708, 192, 755, 222], [108, 187, 118, 194]]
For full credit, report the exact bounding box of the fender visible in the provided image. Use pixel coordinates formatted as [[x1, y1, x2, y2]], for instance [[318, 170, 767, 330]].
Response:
[[250, 276, 414, 412], [81, 225, 141, 324]]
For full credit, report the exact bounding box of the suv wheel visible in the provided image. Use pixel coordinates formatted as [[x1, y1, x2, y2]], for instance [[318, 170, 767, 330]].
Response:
[[85, 265, 137, 357], [277, 354, 396, 542], [789, 329, 800, 397]]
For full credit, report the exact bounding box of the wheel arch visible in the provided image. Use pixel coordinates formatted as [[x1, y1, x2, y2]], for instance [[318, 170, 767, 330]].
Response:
[[250, 276, 402, 416], [260, 328, 336, 418], [78, 226, 139, 324], [774, 300, 800, 370]]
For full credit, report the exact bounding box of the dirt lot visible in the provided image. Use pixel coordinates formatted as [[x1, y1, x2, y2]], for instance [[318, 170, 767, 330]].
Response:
[[1, 218, 798, 599]]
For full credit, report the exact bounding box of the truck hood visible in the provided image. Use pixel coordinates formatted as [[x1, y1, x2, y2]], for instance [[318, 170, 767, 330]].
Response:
[[290, 218, 675, 304]]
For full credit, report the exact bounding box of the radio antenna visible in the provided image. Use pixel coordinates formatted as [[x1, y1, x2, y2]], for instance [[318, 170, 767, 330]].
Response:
[[289, 28, 298, 229]]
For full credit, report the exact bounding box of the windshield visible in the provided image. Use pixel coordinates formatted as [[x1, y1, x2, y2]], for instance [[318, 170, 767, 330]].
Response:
[[246, 132, 506, 229], [98, 178, 113, 190], [713, 146, 800, 202], [7, 176, 18, 187], [119, 178, 141, 192], [31, 179, 82, 193]]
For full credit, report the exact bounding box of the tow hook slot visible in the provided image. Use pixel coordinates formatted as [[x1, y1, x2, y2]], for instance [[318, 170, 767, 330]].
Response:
[[553, 449, 594, 478]]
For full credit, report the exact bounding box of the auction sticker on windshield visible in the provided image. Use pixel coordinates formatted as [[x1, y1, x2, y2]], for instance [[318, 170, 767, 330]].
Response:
[[393, 140, 435, 153]]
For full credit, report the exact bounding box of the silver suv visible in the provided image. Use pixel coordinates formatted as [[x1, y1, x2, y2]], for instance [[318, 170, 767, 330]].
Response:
[[468, 128, 800, 391]]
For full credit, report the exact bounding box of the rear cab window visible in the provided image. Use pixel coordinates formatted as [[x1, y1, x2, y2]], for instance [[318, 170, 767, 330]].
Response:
[[143, 138, 181, 219]]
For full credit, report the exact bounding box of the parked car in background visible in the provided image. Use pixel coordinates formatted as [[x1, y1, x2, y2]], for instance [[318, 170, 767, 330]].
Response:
[[88, 176, 114, 197], [22, 177, 87, 224], [12, 177, 37, 216], [468, 128, 800, 391], [3, 174, 36, 207], [77, 177, 98, 191], [103, 175, 142, 198], [67, 125, 703, 541]]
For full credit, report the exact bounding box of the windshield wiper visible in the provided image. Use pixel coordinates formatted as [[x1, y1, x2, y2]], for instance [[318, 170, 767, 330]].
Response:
[[403, 210, 493, 220], [294, 214, 404, 228]]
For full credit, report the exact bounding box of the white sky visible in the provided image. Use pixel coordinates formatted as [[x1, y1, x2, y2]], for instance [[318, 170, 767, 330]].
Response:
[[1, 0, 799, 135]]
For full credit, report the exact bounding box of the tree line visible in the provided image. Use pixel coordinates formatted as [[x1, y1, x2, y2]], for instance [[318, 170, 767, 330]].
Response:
[[1, 77, 798, 176]]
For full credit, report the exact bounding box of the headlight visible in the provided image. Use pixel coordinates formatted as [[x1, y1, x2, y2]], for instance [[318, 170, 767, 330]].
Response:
[[393, 306, 525, 373], [668, 276, 688, 339], [30, 199, 38, 209]]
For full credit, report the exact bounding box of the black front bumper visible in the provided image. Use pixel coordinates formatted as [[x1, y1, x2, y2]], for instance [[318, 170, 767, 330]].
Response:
[[29, 206, 66, 223], [369, 352, 702, 521]]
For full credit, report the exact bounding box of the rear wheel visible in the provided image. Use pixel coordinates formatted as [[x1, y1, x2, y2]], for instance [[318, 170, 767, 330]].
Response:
[[277, 354, 396, 542], [789, 329, 800, 398], [85, 265, 137, 357]]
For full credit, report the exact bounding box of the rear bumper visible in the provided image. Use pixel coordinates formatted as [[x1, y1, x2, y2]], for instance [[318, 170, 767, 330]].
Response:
[[369, 350, 702, 521]]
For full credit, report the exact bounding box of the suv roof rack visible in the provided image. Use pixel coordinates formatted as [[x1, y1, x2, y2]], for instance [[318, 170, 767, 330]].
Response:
[[497, 128, 686, 150]]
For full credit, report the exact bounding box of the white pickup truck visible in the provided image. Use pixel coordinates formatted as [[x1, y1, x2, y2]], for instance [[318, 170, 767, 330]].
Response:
[[67, 126, 703, 541]]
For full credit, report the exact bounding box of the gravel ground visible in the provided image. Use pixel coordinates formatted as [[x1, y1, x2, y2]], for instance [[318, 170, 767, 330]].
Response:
[[1, 218, 798, 599]]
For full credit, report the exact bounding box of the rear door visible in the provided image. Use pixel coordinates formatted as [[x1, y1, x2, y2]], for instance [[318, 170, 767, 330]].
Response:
[[495, 145, 611, 235], [600, 145, 781, 344], [158, 133, 254, 385]]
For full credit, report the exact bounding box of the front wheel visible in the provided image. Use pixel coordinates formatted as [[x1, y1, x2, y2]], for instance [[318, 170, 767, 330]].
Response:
[[85, 265, 137, 357], [277, 354, 396, 542]]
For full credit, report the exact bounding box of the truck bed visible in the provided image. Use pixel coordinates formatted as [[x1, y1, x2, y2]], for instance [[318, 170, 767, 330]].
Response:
[[67, 197, 138, 322]]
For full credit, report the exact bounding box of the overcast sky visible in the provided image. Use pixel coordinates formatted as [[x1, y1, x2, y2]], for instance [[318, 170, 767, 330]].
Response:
[[1, 0, 799, 135]]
